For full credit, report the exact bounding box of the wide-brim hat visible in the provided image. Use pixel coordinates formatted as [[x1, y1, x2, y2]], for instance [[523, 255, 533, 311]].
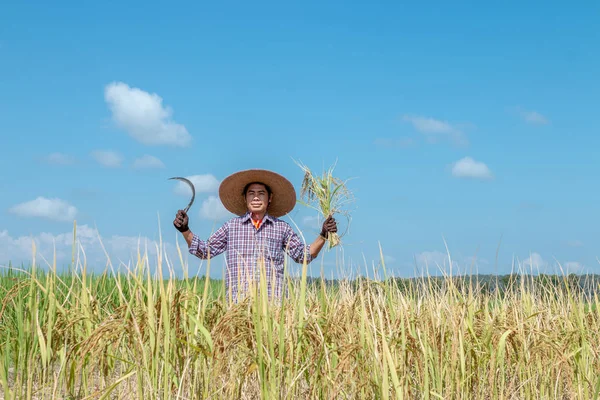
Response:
[[218, 169, 297, 218]]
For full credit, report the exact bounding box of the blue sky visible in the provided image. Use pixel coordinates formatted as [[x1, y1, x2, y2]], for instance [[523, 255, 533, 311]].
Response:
[[1, 1, 599, 278]]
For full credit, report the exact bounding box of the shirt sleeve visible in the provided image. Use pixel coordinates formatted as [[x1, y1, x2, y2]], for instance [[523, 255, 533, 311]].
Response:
[[282, 224, 315, 264], [189, 223, 228, 259]]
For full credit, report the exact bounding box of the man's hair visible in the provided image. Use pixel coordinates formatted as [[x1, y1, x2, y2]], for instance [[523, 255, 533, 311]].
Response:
[[242, 182, 272, 197]]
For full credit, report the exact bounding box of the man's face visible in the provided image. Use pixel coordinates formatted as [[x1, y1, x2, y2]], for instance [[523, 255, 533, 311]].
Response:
[[245, 183, 272, 215]]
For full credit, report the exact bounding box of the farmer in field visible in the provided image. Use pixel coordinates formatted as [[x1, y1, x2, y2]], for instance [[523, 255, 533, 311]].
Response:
[[173, 169, 337, 303]]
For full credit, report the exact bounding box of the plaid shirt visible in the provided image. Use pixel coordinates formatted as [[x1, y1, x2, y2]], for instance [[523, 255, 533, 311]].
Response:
[[189, 211, 314, 302]]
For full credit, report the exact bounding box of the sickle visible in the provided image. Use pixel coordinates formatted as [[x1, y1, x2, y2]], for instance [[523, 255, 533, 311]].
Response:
[[169, 176, 196, 213]]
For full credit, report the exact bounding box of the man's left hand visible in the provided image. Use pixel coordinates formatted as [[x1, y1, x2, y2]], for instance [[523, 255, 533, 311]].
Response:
[[320, 215, 337, 238]]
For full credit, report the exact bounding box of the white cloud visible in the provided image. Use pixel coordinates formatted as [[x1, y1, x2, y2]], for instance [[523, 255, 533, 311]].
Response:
[[519, 110, 549, 125], [92, 150, 123, 168], [451, 157, 493, 180], [9, 197, 77, 222], [415, 251, 451, 270], [414, 250, 462, 276], [104, 81, 192, 147], [412, 251, 493, 276], [43, 152, 76, 165], [0, 230, 41, 266], [173, 174, 220, 195], [563, 261, 584, 273], [199, 196, 233, 221], [0, 225, 182, 274], [133, 155, 165, 169], [521, 252, 548, 269], [519, 253, 587, 275], [402, 115, 468, 146]]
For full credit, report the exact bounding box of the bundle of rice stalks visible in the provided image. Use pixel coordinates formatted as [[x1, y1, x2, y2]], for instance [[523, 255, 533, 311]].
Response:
[[294, 159, 355, 249]]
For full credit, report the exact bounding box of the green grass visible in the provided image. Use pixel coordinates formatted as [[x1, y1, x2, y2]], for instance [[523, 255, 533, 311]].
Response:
[[0, 239, 599, 399]]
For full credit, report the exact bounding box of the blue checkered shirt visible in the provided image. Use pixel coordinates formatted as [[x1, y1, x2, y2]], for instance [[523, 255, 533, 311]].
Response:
[[189, 211, 314, 302]]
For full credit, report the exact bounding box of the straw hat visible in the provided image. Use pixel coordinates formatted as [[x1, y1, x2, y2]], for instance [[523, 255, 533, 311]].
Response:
[[218, 169, 297, 218]]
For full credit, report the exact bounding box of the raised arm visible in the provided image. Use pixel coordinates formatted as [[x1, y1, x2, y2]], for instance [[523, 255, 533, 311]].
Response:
[[174, 209, 228, 259], [188, 224, 228, 259]]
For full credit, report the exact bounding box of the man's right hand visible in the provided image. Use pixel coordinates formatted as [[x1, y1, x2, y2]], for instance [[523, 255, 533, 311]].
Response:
[[173, 209, 190, 233]]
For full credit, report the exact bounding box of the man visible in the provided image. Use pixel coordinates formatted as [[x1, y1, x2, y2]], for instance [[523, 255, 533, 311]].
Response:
[[173, 169, 337, 302]]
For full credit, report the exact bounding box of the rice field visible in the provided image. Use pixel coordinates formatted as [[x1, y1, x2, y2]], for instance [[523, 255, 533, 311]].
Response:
[[1, 238, 599, 399]]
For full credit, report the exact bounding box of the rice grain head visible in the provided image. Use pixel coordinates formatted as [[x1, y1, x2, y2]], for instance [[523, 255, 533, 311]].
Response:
[[294, 159, 355, 249]]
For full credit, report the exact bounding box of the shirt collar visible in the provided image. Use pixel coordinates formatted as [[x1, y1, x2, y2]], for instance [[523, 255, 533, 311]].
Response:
[[242, 211, 273, 224]]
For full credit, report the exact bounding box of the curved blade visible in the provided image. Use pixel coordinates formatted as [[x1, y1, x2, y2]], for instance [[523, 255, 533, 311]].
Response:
[[169, 176, 196, 213]]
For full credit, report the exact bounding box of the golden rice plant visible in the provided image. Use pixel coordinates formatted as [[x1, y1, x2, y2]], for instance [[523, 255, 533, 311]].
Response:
[[1, 221, 600, 399], [294, 159, 355, 249]]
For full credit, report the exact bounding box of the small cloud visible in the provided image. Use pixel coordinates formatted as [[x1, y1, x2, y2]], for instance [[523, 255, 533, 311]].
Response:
[[414, 251, 486, 275], [0, 225, 181, 274], [133, 155, 165, 169], [374, 137, 414, 148], [415, 250, 458, 274], [43, 152, 76, 165], [199, 196, 233, 221], [91, 150, 123, 168], [464, 255, 490, 267], [402, 115, 468, 146], [518, 109, 549, 125], [9, 197, 77, 222], [173, 174, 220, 195], [104, 81, 192, 147], [416, 250, 447, 266], [521, 252, 547, 269], [563, 261, 584, 273], [451, 157, 493, 180], [519, 254, 586, 275]]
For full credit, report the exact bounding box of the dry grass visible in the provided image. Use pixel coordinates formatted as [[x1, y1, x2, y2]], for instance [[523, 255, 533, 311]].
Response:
[[0, 232, 599, 399], [294, 159, 355, 249]]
